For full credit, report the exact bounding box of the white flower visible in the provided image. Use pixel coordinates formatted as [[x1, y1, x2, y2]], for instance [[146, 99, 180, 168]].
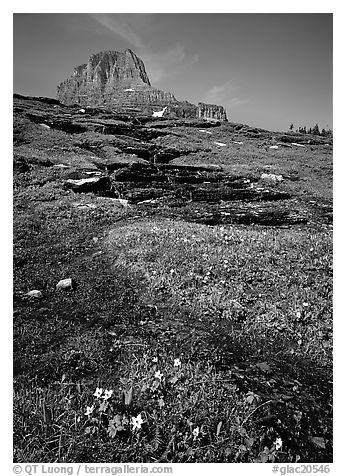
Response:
[[174, 358, 182, 367], [296, 311, 301, 319], [102, 389, 113, 400], [193, 427, 200, 439], [152, 357, 158, 363], [84, 405, 94, 416], [275, 437, 283, 450], [131, 413, 144, 430], [93, 387, 103, 398], [155, 370, 163, 380]]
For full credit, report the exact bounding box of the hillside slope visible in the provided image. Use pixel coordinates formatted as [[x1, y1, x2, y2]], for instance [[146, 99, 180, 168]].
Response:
[[13, 95, 332, 463]]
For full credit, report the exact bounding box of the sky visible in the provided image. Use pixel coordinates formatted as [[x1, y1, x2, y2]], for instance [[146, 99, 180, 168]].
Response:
[[13, 13, 333, 132]]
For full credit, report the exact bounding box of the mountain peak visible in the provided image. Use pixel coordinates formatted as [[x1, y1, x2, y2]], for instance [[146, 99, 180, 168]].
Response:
[[57, 49, 227, 121]]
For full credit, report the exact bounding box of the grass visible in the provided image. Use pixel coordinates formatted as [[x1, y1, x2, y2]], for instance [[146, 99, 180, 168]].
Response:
[[13, 101, 332, 463], [13, 177, 332, 462]]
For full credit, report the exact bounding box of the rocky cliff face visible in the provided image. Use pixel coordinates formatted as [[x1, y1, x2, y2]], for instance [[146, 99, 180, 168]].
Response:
[[57, 49, 152, 106], [57, 49, 228, 121], [197, 103, 228, 122]]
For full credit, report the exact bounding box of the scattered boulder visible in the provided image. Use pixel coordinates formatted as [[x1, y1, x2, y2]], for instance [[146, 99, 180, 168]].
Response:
[[261, 173, 283, 183], [256, 362, 272, 373], [269, 145, 279, 149], [26, 290, 43, 299], [214, 142, 227, 147], [56, 278, 75, 291], [309, 436, 326, 449]]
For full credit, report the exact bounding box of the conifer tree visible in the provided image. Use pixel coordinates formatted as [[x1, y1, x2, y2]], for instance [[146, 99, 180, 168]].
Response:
[[312, 123, 320, 135]]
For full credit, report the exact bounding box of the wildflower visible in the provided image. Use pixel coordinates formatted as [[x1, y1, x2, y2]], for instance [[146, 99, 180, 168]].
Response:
[[303, 302, 309, 307], [155, 370, 163, 380], [84, 405, 94, 416], [296, 311, 301, 319], [152, 357, 158, 363], [102, 389, 113, 400], [93, 387, 103, 398], [275, 437, 283, 450], [174, 358, 182, 367], [131, 413, 144, 431], [192, 427, 200, 439]]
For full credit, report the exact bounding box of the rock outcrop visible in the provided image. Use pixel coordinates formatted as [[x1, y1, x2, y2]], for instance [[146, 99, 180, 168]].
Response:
[[57, 49, 228, 121], [197, 102, 227, 122]]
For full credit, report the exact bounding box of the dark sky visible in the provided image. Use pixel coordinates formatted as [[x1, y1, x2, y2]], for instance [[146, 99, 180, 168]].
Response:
[[13, 13, 333, 131]]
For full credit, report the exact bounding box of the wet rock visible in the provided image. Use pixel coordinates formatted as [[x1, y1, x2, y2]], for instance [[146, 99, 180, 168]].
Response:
[[125, 187, 166, 202], [120, 144, 153, 160], [189, 186, 289, 203], [159, 197, 308, 227], [64, 176, 111, 193], [89, 153, 150, 171]]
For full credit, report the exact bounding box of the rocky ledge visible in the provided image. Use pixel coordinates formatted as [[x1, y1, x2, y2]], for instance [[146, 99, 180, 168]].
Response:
[[57, 49, 227, 121], [13, 94, 333, 228]]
